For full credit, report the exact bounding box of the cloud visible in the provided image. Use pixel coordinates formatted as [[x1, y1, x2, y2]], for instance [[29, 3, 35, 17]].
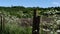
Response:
[[52, 2, 60, 6]]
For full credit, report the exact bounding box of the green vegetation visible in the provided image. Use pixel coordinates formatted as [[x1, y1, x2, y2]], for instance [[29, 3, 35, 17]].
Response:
[[0, 22, 32, 34], [0, 6, 60, 18], [0, 6, 60, 34]]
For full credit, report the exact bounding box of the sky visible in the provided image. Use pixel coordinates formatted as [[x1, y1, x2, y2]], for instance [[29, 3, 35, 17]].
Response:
[[0, 0, 60, 8]]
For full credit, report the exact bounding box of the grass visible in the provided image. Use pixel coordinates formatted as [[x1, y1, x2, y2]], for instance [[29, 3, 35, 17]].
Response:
[[0, 22, 58, 34], [0, 22, 32, 34]]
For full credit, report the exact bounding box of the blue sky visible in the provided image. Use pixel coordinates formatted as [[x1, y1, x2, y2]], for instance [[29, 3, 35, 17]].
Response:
[[0, 0, 60, 8]]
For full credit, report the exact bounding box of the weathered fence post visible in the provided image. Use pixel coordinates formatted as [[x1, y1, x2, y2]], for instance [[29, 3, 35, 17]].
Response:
[[0, 13, 5, 34], [32, 9, 40, 34], [57, 25, 60, 34]]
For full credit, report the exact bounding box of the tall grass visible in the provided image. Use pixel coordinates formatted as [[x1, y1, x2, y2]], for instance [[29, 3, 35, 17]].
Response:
[[0, 22, 32, 34]]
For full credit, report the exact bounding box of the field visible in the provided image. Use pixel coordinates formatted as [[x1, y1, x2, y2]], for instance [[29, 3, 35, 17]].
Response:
[[0, 6, 60, 34]]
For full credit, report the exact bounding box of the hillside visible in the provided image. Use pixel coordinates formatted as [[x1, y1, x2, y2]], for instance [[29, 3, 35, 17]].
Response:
[[0, 6, 60, 34], [0, 6, 60, 26], [0, 6, 60, 18]]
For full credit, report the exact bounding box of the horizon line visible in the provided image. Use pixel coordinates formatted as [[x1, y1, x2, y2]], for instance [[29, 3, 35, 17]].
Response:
[[0, 5, 60, 8]]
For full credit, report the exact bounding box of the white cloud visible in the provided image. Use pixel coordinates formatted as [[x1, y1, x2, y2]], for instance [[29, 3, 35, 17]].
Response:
[[52, 2, 60, 6]]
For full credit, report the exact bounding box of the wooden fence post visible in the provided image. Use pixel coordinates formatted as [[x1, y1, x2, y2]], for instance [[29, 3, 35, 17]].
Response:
[[57, 25, 60, 34], [32, 9, 40, 34], [0, 13, 5, 34]]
